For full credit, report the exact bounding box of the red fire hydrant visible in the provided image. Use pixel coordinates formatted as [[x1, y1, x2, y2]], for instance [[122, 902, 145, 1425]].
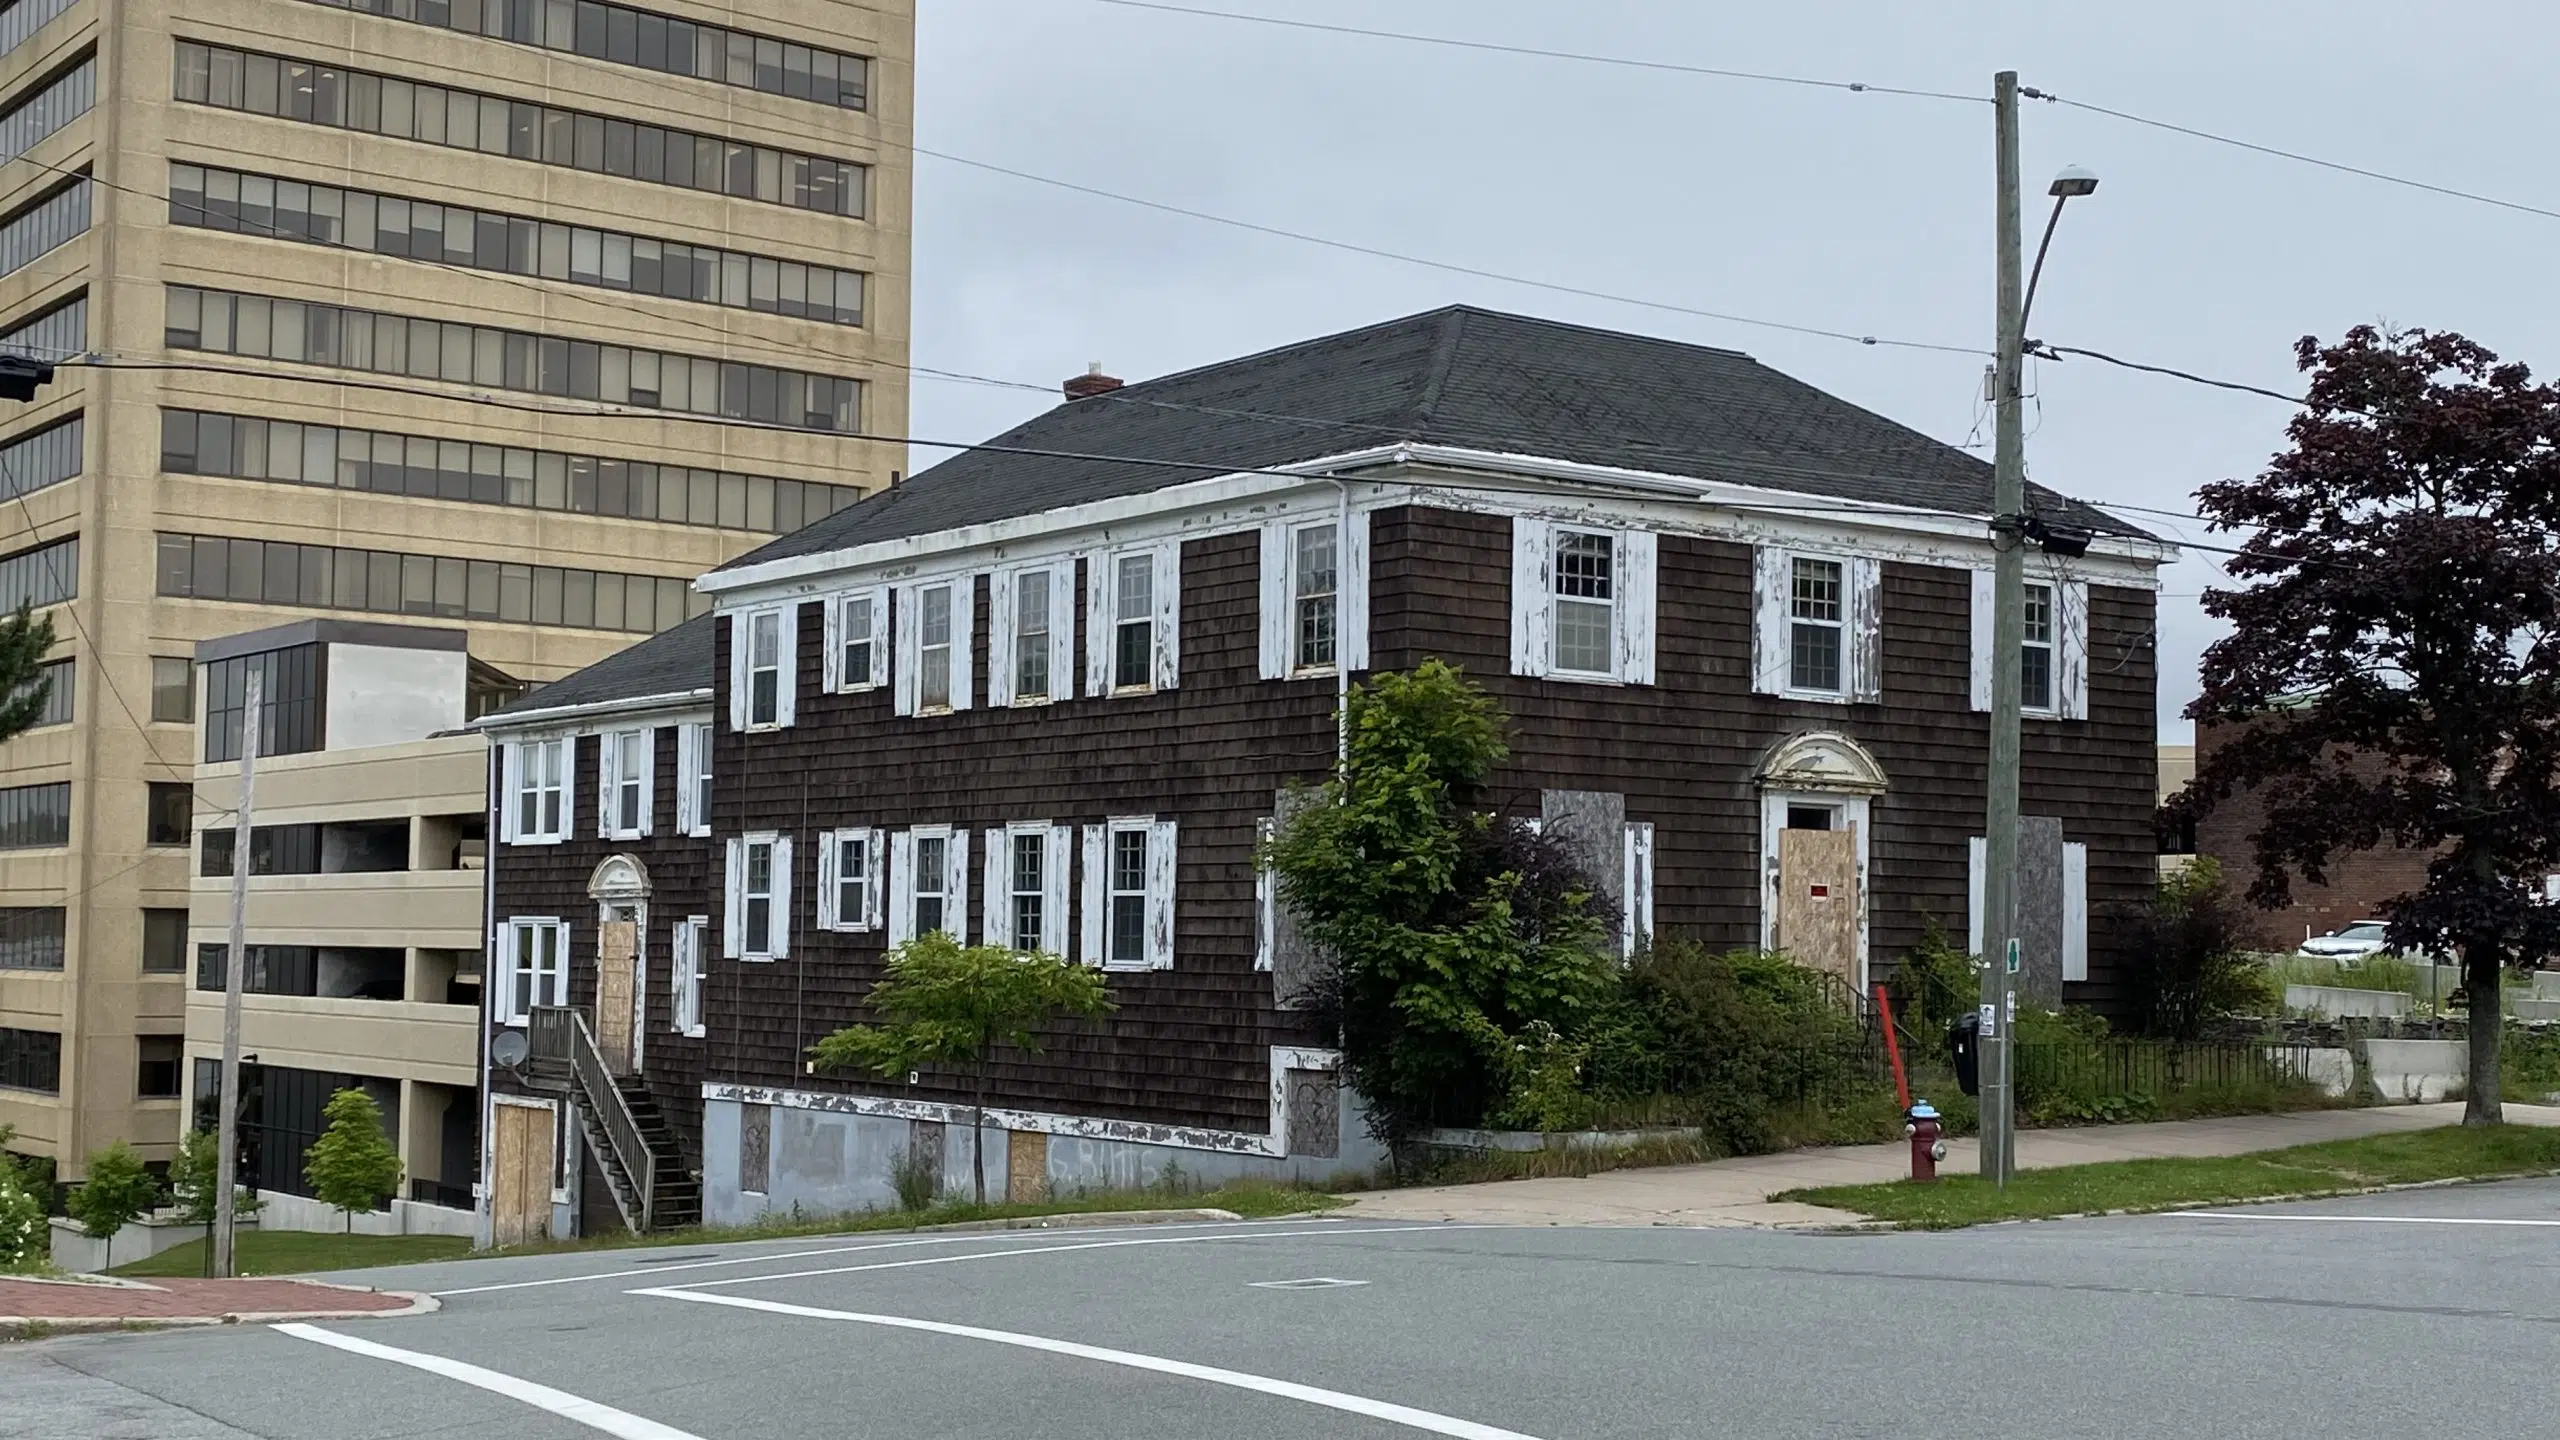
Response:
[[1906, 1100, 1946, 1183]]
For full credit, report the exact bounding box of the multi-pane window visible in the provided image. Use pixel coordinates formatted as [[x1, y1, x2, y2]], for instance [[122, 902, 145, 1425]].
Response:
[[834, 831, 873, 931], [1552, 530, 1616, 675], [2022, 583, 2056, 712], [200, 823, 322, 878], [1014, 571, 1050, 702], [500, 918, 567, 1024], [606, 729, 646, 836], [0, 1027, 60, 1093], [0, 908, 64, 970], [0, 416, 80, 504], [913, 833, 949, 938], [839, 594, 875, 688], [165, 285, 863, 432], [137, 1036, 182, 1099], [741, 838, 777, 956], [158, 532, 699, 635], [0, 0, 78, 62], [171, 164, 866, 327], [201, 645, 321, 764], [918, 584, 954, 710], [161, 410, 857, 533], [0, 176, 84, 280], [172, 42, 867, 217], [151, 656, 194, 723], [292, 0, 871, 111], [670, 916, 708, 1038], [1789, 557, 1845, 694], [147, 783, 192, 846], [0, 292, 82, 362], [687, 722, 713, 835], [1107, 828, 1149, 966], [1010, 831, 1044, 952], [142, 908, 189, 973], [13, 657, 69, 727], [513, 737, 567, 843], [1293, 524, 1336, 671], [747, 611, 782, 726], [0, 537, 76, 611], [1114, 554, 1153, 691], [0, 781, 69, 848], [0, 55, 92, 164]]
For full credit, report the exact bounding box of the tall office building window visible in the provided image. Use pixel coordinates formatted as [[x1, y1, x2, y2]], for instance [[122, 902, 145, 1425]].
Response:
[[0, 175, 86, 281], [157, 532, 704, 636], [0, 908, 63, 970], [0, 0, 80, 63], [0, 536, 75, 610], [0, 53, 92, 163], [166, 286, 862, 433], [10, 656, 69, 727], [0, 292, 82, 360], [200, 644, 319, 765], [0, 781, 69, 848], [0, 1026, 60, 1092], [0, 416, 80, 501]]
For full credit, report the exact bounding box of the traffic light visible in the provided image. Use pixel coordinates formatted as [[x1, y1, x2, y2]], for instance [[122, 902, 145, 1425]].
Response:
[[0, 354, 53, 402]]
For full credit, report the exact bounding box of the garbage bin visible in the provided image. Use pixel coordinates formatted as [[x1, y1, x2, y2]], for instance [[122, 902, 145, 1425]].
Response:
[[1951, 1012, 1981, 1098]]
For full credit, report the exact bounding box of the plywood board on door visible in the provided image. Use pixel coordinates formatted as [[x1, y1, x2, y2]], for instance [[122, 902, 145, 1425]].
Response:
[[1777, 827, 1859, 990]]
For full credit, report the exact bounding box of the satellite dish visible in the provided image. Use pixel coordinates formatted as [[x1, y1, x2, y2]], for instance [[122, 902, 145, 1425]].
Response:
[[490, 1030, 530, 1069]]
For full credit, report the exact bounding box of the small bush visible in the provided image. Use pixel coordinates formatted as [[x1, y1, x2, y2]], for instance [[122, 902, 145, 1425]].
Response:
[[2504, 1027, 2560, 1102], [0, 1167, 43, 1270], [887, 1146, 939, 1213], [1889, 922, 1977, 1041], [2118, 859, 2277, 1038]]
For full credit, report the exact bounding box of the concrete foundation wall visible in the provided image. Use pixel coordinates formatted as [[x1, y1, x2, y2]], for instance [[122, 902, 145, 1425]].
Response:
[[253, 1188, 476, 1238]]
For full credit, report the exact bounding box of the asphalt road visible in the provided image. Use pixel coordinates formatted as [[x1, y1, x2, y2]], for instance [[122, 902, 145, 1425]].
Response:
[[10, 1179, 2560, 1440]]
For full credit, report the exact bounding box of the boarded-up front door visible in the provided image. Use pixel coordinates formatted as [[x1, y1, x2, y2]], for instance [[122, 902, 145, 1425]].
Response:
[[597, 917, 637, 1074], [491, 1103, 554, 1247], [1777, 827, 1859, 988]]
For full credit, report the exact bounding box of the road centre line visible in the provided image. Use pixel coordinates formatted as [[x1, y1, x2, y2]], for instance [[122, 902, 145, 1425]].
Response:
[[635, 1288, 1549, 1440], [2185, 1212, 2560, 1227], [274, 1323, 706, 1440], [435, 1217, 1331, 1295], [650, 1223, 1486, 1292]]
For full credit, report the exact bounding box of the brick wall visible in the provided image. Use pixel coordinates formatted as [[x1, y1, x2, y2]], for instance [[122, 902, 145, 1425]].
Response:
[[2192, 717, 2437, 949]]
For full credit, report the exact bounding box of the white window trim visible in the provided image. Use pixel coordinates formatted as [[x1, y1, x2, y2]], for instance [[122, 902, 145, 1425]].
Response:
[[1509, 516, 1655, 686], [1086, 544, 1181, 697], [730, 605, 798, 732], [1254, 816, 1277, 972], [893, 578, 977, 717], [1968, 836, 2090, 985], [670, 915, 708, 1038], [598, 727, 654, 840], [1757, 793, 1871, 995], [723, 831, 792, 962], [1257, 514, 1369, 680], [1081, 815, 1175, 971], [982, 820, 1065, 952], [816, 826, 884, 933], [988, 565, 1077, 708], [1623, 821, 1654, 961], [1752, 547, 1882, 704], [674, 721, 713, 838], [1969, 569, 2088, 720], [495, 916, 569, 1025], [821, 586, 889, 694], [889, 824, 969, 944], [503, 736, 574, 847]]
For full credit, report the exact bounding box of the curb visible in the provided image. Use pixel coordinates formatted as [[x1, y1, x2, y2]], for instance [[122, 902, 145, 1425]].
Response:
[[0, 1282, 439, 1339], [1812, 1165, 2560, 1231], [901, 1207, 1245, 1235]]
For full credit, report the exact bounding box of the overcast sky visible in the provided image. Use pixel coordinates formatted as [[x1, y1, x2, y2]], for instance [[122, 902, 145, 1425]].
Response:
[[907, 0, 2558, 738]]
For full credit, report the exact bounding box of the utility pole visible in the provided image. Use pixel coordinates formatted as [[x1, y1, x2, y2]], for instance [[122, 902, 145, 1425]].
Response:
[[212, 670, 260, 1278], [1978, 71, 2028, 1188]]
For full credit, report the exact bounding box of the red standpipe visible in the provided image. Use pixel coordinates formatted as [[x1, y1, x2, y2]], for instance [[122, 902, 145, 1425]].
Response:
[[1874, 983, 1912, 1112]]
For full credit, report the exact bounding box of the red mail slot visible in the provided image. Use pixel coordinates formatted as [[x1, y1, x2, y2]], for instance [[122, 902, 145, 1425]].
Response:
[[1808, 884, 1830, 898]]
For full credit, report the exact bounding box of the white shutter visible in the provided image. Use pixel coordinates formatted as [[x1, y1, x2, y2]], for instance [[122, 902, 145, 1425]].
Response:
[[1046, 567, 1077, 702], [863, 829, 886, 929], [494, 921, 519, 1023], [769, 835, 793, 960], [2062, 840, 2089, 983], [1152, 545, 1180, 692], [821, 592, 842, 692], [946, 830, 971, 943], [1341, 508, 1371, 672], [669, 922, 692, 1035], [1079, 824, 1105, 966], [1968, 570, 1995, 713], [727, 613, 749, 731], [595, 731, 617, 837], [1145, 818, 1178, 970], [817, 829, 840, 930], [499, 742, 522, 843], [888, 830, 916, 945], [1257, 523, 1289, 680], [1254, 816, 1275, 972], [1967, 834, 1986, 958], [1510, 517, 1551, 677], [557, 737, 576, 843], [987, 572, 1016, 708], [672, 726, 695, 835], [1042, 826, 1072, 954], [2057, 578, 2091, 721], [722, 839, 743, 959], [951, 578, 978, 712], [893, 585, 919, 716], [1623, 822, 1654, 960], [1619, 529, 1657, 686], [773, 604, 799, 728], [634, 729, 654, 837], [981, 828, 1010, 949], [1084, 556, 1112, 696], [1751, 546, 1790, 696], [1848, 556, 1884, 703]]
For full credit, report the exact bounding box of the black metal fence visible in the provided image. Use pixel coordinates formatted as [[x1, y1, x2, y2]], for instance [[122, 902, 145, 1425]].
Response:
[[2014, 1034, 2325, 1107]]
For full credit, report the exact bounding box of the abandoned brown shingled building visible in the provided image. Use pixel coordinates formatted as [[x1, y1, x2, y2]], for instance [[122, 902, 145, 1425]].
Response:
[[472, 306, 2171, 1238]]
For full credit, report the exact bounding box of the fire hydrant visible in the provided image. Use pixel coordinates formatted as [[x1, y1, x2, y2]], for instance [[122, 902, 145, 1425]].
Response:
[[1906, 1101, 1947, 1183]]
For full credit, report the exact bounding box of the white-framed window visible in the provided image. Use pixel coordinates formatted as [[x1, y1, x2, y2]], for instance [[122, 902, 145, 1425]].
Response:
[[502, 736, 573, 845], [1753, 548, 1880, 702], [1968, 570, 2088, 719], [1789, 558, 1844, 693], [817, 826, 883, 932], [729, 604, 798, 731], [670, 916, 708, 1038], [497, 916, 568, 1024], [1259, 512, 1369, 681], [1015, 569, 1052, 701], [674, 721, 713, 837], [722, 831, 792, 961], [599, 727, 653, 839], [1292, 524, 1337, 670], [893, 578, 976, 717], [824, 589, 886, 693], [919, 584, 955, 710], [1080, 816, 1176, 970], [981, 823, 1071, 953], [1009, 830, 1045, 949], [1086, 544, 1180, 696], [1510, 517, 1655, 685], [990, 566, 1077, 708], [888, 825, 970, 943]]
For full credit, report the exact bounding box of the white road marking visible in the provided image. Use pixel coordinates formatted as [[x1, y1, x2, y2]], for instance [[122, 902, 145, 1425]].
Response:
[[1249, 1277, 1370, 1290], [636, 1288, 1549, 1440], [435, 1217, 1327, 1295], [656, 1223, 1482, 1291], [274, 1323, 706, 1440], [2186, 1212, 2560, 1227]]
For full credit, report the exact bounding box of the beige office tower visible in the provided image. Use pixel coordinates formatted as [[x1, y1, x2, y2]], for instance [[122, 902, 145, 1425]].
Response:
[[0, 0, 912, 1180]]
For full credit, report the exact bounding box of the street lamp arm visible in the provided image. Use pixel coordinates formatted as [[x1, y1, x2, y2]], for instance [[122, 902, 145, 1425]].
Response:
[[2020, 193, 2069, 339]]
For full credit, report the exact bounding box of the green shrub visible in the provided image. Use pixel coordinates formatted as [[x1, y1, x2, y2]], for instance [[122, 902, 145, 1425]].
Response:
[[0, 1167, 42, 1270], [2119, 858, 2278, 1037], [888, 1146, 940, 1213], [2504, 1027, 2560, 1102], [1889, 922, 1977, 1040]]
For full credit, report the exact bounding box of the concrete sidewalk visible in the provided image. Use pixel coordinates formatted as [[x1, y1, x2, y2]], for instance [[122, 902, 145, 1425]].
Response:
[[1338, 1102, 2560, 1229], [0, 1276, 433, 1334]]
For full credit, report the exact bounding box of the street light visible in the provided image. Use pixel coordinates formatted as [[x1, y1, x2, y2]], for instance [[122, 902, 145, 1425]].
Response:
[[2023, 166, 2100, 335]]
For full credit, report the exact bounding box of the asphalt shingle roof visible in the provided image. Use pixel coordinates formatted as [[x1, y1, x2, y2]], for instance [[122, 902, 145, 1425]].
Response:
[[480, 612, 714, 724], [722, 303, 2143, 572]]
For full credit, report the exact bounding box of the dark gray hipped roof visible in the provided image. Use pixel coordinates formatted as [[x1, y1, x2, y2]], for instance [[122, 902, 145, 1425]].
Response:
[[478, 612, 714, 725], [721, 304, 2144, 572]]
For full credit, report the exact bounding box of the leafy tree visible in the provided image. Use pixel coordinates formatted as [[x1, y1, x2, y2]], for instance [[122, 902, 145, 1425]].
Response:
[[0, 1123, 41, 1270], [2115, 858, 2276, 1039], [2182, 325, 2560, 1122], [1265, 661, 1617, 1143], [809, 935, 1113, 1205], [168, 1128, 261, 1227], [0, 603, 56, 742], [303, 1088, 402, 1231], [66, 1142, 159, 1270]]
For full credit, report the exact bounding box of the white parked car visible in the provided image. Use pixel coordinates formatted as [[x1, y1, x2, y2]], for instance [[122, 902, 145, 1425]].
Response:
[[2298, 921, 2392, 959]]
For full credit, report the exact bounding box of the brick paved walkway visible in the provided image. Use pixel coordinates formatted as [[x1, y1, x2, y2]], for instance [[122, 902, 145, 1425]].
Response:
[[0, 1276, 423, 1323]]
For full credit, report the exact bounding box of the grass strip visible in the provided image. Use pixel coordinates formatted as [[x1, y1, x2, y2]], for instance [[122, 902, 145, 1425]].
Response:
[[1777, 1124, 2560, 1229], [113, 1231, 472, 1278]]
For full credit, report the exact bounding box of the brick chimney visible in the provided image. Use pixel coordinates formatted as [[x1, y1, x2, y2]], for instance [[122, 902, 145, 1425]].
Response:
[[1063, 362, 1123, 401]]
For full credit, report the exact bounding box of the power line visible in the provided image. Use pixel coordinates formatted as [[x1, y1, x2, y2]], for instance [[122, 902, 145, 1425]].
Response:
[[2033, 341, 2380, 420], [1072, 0, 1984, 103], [2024, 88, 2560, 225]]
